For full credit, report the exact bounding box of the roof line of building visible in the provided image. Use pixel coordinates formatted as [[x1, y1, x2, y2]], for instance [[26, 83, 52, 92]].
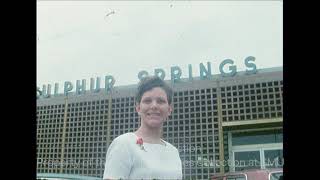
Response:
[[37, 66, 283, 99], [116, 66, 283, 89]]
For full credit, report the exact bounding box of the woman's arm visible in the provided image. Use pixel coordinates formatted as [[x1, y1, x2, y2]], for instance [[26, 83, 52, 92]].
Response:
[[103, 137, 132, 179]]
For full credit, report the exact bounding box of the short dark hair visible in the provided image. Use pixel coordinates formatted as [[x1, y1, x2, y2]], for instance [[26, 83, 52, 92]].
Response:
[[135, 76, 173, 105]]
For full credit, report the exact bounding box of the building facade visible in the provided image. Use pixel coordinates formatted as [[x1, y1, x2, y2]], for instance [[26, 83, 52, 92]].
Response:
[[36, 67, 283, 179]]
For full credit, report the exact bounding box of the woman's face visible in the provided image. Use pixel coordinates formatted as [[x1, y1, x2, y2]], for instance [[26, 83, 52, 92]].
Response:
[[136, 87, 172, 128]]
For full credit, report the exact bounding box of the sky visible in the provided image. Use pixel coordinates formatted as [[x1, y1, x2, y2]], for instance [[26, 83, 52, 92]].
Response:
[[37, 0, 283, 93]]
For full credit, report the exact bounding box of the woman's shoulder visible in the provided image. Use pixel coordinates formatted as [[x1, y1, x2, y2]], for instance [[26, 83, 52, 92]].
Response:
[[162, 139, 179, 152], [111, 132, 136, 145]]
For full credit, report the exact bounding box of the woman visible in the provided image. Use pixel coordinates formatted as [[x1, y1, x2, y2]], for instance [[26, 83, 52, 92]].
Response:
[[103, 76, 182, 179]]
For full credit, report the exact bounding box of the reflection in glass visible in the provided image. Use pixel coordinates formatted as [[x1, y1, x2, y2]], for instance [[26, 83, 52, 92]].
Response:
[[232, 130, 283, 146], [264, 149, 283, 168], [234, 151, 260, 171], [270, 172, 283, 180], [226, 175, 246, 180]]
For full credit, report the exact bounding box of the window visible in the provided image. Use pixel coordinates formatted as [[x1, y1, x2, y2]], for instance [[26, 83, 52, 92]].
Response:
[[226, 175, 246, 180], [232, 130, 283, 146], [264, 149, 283, 168], [234, 151, 261, 171], [270, 172, 283, 180]]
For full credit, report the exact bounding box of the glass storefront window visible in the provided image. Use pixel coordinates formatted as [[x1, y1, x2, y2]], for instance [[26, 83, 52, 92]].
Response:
[[226, 175, 246, 180], [232, 130, 282, 146], [234, 151, 260, 171], [270, 172, 283, 180], [264, 149, 283, 168]]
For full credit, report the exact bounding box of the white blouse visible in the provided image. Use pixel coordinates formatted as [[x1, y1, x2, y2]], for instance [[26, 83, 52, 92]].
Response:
[[103, 132, 182, 179]]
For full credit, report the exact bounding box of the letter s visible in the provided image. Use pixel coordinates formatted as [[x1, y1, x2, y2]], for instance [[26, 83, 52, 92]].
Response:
[[245, 56, 257, 75]]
